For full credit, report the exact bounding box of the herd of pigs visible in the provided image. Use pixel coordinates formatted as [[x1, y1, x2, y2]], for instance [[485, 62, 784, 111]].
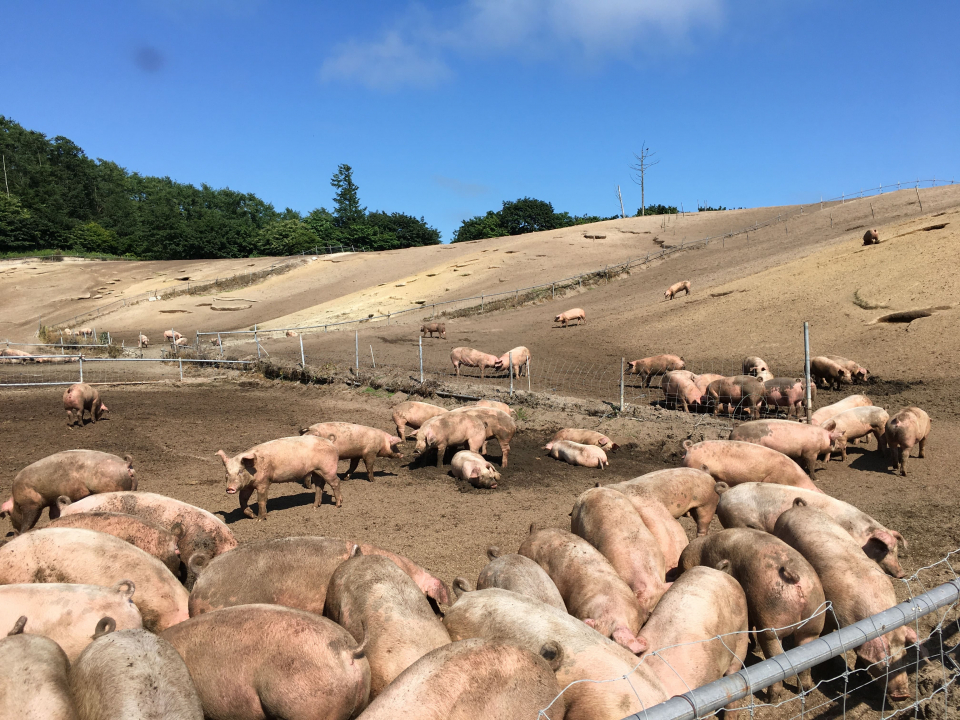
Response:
[[0, 333, 935, 720]]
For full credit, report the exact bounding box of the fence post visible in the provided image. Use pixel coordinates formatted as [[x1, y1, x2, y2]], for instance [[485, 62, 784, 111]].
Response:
[[803, 322, 812, 424], [79, 356, 83, 382], [370, 345, 375, 369], [299, 334, 306, 367], [515, 289, 518, 305], [620, 358, 625, 412], [255, 324, 260, 360], [527, 358, 531, 392], [552, 283, 555, 299], [355, 331, 359, 371], [915, 185, 923, 212], [481, 296, 484, 312], [419, 336, 424, 384], [509, 352, 514, 397], [179, 357, 183, 382], [218, 333, 223, 358]]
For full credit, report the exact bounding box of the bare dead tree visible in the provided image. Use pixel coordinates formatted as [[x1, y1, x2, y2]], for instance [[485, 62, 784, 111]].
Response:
[[630, 143, 660, 216]]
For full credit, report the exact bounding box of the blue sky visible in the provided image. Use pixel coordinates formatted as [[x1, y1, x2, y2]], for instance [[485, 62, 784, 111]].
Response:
[[3, 1, 958, 240]]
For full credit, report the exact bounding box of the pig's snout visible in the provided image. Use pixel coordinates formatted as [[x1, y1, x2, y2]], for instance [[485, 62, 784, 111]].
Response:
[[226, 488, 237, 494]]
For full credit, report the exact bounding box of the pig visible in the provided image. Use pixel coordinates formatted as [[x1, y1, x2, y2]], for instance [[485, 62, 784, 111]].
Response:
[[811, 393, 873, 426], [627, 353, 686, 387], [555, 307, 586, 326], [161, 604, 371, 720], [820, 406, 890, 459], [706, 375, 765, 419], [48, 511, 181, 574], [8, 450, 136, 533], [0, 496, 12, 519], [356, 543, 452, 607], [137, 334, 149, 348], [211, 337, 221, 347], [825, 354, 869, 383], [63, 383, 108, 427], [682, 440, 823, 493], [0, 582, 143, 661], [694, 372, 726, 395], [355, 638, 564, 720], [547, 428, 620, 451], [299, 422, 403, 482], [471, 546, 565, 610], [494, 345, 530, 376], [664, 280, 691, 300], [762, 377, 811, 418], [774, 500, 916, 700], [450, 450, 500, 488], [188, 536, 359, 616], [545, 439, 608, 468], [216, 435, 342, 520], [619, 494, 688, 573], [420, 322, 446, 338], [678, 529, 825, 699], [638, 566, 749, 698], [863, 228, 880, 245], [729, 419, 844, 477], [163, 330, 182, 342], [414, 412, 486, 468], [0, 347, 33, 362], [325, 554, 451, 698], [70, 629, 204, 720], [0, 618, 78, 720], [444, 589, 667, 720], [285, 330, 298, 337], [475, 399, 516, 418], [811, 356, 853, 390], [885, 406, 931, 476], [450, 346, 500, 378], [0, 528, 189, 632], [175, 337, 189, 347], [661, 369, 705, 411], [449, 406, 516, 466], [79, 327, 93, 337], [391, 400, 447, 442], [606, 467, 720, 537], [714, 482, 908, 578], [742, 356, 771, 378]]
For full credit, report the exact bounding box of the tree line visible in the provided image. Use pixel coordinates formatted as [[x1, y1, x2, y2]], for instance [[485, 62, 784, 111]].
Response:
[[0, 116, 440, 259]]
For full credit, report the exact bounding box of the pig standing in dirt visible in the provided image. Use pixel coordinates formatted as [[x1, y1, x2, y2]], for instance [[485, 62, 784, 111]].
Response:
[[300, 422, 402, 482], [0, 528, 189, 632], [414, 412, 486, 468], [682, 440, 823, 493], [7, 450, 136, 533], [161, 604, 371, 720], [885, 406, 931, 476], [729, 419, 844, 477], [0, 618, 78, 720], [825, 355, 869, 383], [325, 554, 451, 697], [49, 511, 181, 574], [606, 467, 720, 537], [355, 638, 564, 720], [470, 546, 565, 610], [620, 494, 688, 572], [392, 400, 447, 442], [820, 406, 890, 458], [444, 589, 667, 720], [449, 406, 516, 466], [555, 307, 586, 326], [662, 369, 705, 411], [79, 327, 94, 337], [811, 356, 853, 390], [628, 354, 686, 387], [356, 543, 452, 607], [549, 428, 619, 451], [811, 393, 873, 425], [762, 377, 810, 418], [715, 482, 908, 578], [664, 280, 691, 300], [863, 228, 880, 245], [694, 372, 726, 395], [475, 399, 516, 417], [450, 346, 500, 378], [420, 322, 446, 338], [63, 383, 108, 427], [450, 450, 500, 488], [216, 435, 341, 520], [494, 345, 530, 376], [70, 629, 204, 720], [706, 375, 765, 419], [545, 439, 609, 468], [163, 330, 182, 342], [678, 529, 825, 699], [775, 500, 915, 700], [189, 536, 359, 616], [742, 356, 772, 379], [0, 582, 142, 661], [137, 334, 149, 348]]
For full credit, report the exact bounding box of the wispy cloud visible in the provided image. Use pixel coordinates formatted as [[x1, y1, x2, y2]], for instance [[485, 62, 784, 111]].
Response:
[[318, 32, 452, 92], [433, 175, 491, 198]]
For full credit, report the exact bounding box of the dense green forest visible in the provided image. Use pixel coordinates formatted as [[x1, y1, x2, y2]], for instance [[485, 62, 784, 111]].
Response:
[[0, 116, 440, 259]]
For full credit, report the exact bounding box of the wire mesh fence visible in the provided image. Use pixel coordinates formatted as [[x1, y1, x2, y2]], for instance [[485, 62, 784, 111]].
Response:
[[0, 355, 255, 386]]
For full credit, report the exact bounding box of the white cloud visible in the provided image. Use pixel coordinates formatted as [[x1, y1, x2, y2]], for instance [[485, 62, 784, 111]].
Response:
[[319, 31, 452, 92]]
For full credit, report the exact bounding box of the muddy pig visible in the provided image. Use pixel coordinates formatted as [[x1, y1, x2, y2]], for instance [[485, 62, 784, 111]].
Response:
[[63, 383, 108, 427], [664, 280, 691, 300], [475, 399, 516, 418], [9, 450, 136, 533], [70, 629, 204, 720], [545, 439, 609, 468], [628, 354, 685, 387], [729, 419, 843, 477], [762, 377, 812, 418], [0, 618, 78, 720], [216, 435, 341, 520], [706, 375, 765, 419], [325, 554, 451, 697], [469, 546, 565, 610], [162, 604, 370, 720], [414, 412, 486, 468], [811, 393, 873, 425], [548, 428, 620, 451], [300, 422, 403, 482], [420, 322, 446, 338], [885, 406, 931, 476], [679, 529, 825, 699], [863, 228, 879, 245], [0, 528, 189, 632], [821, 406, 889, 459], [775, 500, 915, 700], [810, 356, 852, 390], [682, 439, 823, 493], [449, 406, 516, 466], [555, 307, 586, 326], [356, 543, 451, 606], [494, 345, 530, 376], [392, 400, 447, 441], [450, 450, 500, 488], [49, 511, 181, 574], [825, 354, 869, 383], [606, 467, 720, 537], [0, 582, 142, 661], [661, 370, 705, 411], [450, 346, 500, 378]]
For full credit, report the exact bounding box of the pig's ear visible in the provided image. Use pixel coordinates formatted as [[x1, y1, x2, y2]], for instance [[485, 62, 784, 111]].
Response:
[[170, 522, 185, 539], [871, 530, 899, 551], [891, 530, 908, 550], [215, 450, 229, 464], [240, 453, 257, 471]]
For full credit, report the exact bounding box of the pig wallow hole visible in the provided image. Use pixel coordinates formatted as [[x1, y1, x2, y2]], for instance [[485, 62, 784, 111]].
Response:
[[874, 306, 952, 323]]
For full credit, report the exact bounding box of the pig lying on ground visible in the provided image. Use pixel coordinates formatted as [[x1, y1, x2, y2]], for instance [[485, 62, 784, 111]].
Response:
[[450, 347, 500, 378], [682, 440, 823, 493], [449, 406, 516, 467], [414, 412, 486, 468], [420, 322, 446, 338], [545, 440, 609, 468], [8, 450, 136, 533], [729, 419, 843, 477], [48, 511, 181, 574], [679, 529, 825, 699], [662, 370, 705, 411], [821, 406, 890, 459], [811, 356, 853, 390], [216, 435, 341, 520], [162, 604, 371, 720], [325, 554, 451, 698], [811, 393, 873, 426], [863, 228, 880, 245], [63, 383, 108, 426], [775, 500, 916, 700], [664, 280, 691, 300], [392, 400, 447, 442], [628, 354, 685, 387], [444, 589, 667, 720], [0, 528, 189, 632], [0, 618, 77, 720], [285, 330, 298, 337], [70, 629, 204, 720], [555, 307, 586, 326], [137, 334, 149, 348], [885, 406, 931, 476], [494, 345, 530, 376], [548, 428, 619, 451], [606, 467, 720, 537], [175, 337, 189, 347], [450, 450, 500, 488], [706, 375, 765, 419], [825, 355, 869, 383], [356, 543, 452, 607], [0, 348, 33, 362], [0, 582, 142, 661], [467, 546, 565, 610], [762, 377, 811, 418], [715, 482, 908, 578], [300, 422, 402, 482]]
